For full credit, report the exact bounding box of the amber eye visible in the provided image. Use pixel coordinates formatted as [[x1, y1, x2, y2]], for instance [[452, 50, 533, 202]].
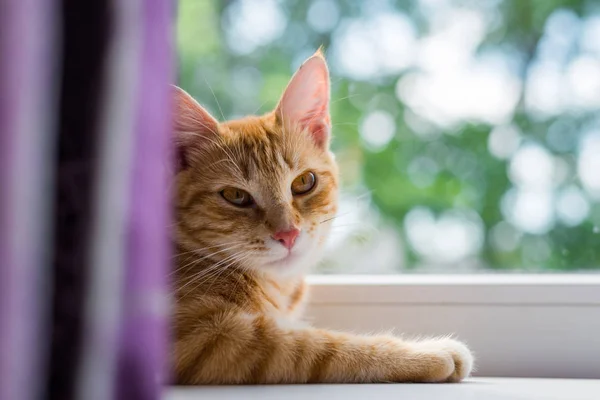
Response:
[[220, 187, 253, 207], [291, 171, 316, 195]]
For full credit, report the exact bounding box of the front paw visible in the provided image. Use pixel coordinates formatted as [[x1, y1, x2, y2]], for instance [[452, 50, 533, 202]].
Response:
[[410, 338, 474, 382]]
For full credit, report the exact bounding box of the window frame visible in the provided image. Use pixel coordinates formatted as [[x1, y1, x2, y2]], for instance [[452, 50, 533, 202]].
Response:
[[305, 274, 600, 379]]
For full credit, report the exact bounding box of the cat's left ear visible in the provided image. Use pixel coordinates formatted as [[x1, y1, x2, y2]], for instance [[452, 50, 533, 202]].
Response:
[[172, 85, 220, 170], [275, 49, 331, 149]]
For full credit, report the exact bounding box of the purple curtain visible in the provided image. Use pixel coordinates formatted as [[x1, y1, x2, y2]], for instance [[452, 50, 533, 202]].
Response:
[[0, 1, 172, 399]]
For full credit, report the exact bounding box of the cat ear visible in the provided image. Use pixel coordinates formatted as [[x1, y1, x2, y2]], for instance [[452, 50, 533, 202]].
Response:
[[173, 85, 219, 136], [275, 49, 331, 149], [172, 85, 219, 169]]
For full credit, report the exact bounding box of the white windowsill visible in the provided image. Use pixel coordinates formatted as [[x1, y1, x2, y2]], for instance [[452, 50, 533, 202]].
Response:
[[166, 377, 600, 400], [306, 274, 600, 305], [304, 274, 600, 379]]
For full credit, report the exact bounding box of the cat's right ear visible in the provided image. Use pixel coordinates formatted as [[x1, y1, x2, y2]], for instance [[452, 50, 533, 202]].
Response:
[[275, 49, 331, 149], [172, 85, 219, 170]]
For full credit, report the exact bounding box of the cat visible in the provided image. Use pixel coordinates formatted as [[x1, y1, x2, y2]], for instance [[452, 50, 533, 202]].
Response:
[[172, 49, 474, 384]]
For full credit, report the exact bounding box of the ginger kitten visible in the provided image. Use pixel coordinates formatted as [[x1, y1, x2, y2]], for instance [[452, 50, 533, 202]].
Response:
[[172, 50, 474, 384]]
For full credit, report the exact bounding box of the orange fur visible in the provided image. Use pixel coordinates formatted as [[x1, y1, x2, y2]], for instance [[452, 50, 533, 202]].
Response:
[[172, 51, 473, 384]]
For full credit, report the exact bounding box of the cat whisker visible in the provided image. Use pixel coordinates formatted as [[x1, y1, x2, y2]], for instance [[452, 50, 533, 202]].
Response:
[[175, 250, 247, 294], [173, 241, 245, 262], [170, 240, 245, 259], [181, 251, 253, 299], [174, 243, 245, 271], [171, 243, 246, 276], [320, 210, 354, 224], [330, 93, 359, 105], [251, 99, 269, 116], [354, 190, 373, 201], [188, 119, 219, 138], [331, 122, 358, 127], [316, 191, 373, 225], [329, 76, 345, 86], [203, 76, 226, 121]]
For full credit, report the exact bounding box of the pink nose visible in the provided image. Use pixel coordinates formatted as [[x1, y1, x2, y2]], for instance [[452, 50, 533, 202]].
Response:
[[272, 228, 300, 250]]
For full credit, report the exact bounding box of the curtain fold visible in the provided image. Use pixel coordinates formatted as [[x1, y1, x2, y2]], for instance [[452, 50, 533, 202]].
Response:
[[0, 0, 58, 399], [48, 1, 111, 398], [117, 0, 173, 398]]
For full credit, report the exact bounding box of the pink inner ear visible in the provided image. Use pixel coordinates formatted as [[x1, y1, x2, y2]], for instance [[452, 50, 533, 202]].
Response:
[[301, 115, 330, 149], [276, 54, 331, 148]]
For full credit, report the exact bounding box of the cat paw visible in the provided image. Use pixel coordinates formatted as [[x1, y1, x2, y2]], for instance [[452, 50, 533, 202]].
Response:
[[410, 338, 474, 383]]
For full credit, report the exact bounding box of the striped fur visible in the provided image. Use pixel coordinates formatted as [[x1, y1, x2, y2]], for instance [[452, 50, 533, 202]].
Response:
[[172, 52, 473, 384]]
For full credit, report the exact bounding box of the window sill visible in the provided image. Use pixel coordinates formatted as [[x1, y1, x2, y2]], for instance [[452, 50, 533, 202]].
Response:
[[305, 274, 600, 379], [306, 274, 600, 305], [166, 377, 600, 400]]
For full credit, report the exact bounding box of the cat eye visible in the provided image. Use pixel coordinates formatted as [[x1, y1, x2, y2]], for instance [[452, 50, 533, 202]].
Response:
[[291, 171, 316, 195], [220, 187, 253, 207]]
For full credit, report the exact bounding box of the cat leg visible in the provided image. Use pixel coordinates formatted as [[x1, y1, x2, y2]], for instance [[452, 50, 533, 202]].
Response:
[[174, 311, 473, 384]]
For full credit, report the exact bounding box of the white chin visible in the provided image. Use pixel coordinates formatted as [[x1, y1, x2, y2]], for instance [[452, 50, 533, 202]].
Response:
[[261, 245, 321, 277], [255, 234, 324, 277], [264, 253, 308, 277]]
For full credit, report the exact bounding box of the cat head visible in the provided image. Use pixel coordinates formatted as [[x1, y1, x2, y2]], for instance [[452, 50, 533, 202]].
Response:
[[173, 51, 338, 278]]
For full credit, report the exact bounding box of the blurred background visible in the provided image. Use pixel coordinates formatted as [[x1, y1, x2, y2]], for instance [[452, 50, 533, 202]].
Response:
[[177, 0, 600, 274]]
